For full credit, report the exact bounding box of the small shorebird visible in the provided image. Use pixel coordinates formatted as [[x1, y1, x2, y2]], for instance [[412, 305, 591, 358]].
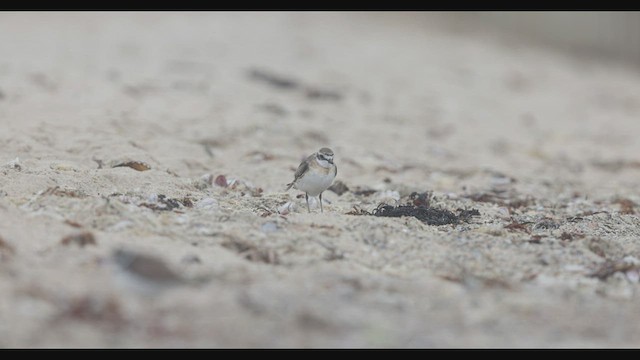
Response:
[[286, 147, 337, 213]]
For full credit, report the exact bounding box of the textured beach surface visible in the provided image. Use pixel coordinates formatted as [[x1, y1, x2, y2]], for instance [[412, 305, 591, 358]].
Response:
[[1, 12, 640, 347]]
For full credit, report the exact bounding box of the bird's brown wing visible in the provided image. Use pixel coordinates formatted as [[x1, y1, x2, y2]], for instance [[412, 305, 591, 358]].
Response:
[[286, 154, 314, 190]]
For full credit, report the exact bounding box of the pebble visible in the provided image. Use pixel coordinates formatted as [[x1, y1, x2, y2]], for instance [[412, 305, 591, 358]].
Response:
[[5, 157, 21, 170], [623, 255, 640, 266], [278, 201, 295, 215], [194, 174, 213, 190], [625, 269, 640, 283]]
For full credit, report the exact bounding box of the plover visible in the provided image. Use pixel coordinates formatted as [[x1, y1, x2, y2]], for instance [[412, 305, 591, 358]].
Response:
[[286, 147, 337, 213]]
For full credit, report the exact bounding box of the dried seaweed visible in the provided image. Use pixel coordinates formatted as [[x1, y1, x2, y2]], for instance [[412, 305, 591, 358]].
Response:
[[43, 186, 87, 198], [180, 197, 194, 208], [352, 188, 377, 196], [456, 208, 481, 222], [140, 195, 191, 212], [532, 218, 559, 230], [371, 204, 477, 226], [559, 232, 585, 242], [112, 161, 151, 171], [64, 220, 83, 228], [305, 87, 342, 101], [589, 259, 640, 280], [613, 198, 636, 215], [52, 296, 126, 330], [248, 68, 300, 90], [221, 238, 279, 265], [61, 232, 97, 247], [345, 206, 371, 216], [586, 238, 607, 258], [346, 195, 479, 226], [528, 235, 543, 244], [248, 68, 342, 102], [566, 211, 610, 222], [591, 159, 640, 172], [504, 221, 532, 234], [410, 191, 433, 207], [0, 235, 15, 255], [438, 273, 512, 289]]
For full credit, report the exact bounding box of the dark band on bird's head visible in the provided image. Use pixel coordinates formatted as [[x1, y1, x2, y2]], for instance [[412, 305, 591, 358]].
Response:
[[317, 152, 334, 164]]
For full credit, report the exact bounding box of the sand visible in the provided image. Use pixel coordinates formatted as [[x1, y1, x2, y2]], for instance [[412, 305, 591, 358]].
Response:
[[1, 12, 640, 348]]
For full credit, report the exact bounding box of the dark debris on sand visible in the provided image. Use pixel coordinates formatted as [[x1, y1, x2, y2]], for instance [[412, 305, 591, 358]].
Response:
[[372, 205, 479, 226], [589, 258, 640, 280], [140, 195, 194, 212], [248, 68, 343, 102], [348, 191, 480, 226], [248, 68, 300, 90]]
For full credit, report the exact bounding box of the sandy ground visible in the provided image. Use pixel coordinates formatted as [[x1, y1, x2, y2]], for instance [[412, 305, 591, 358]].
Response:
[[1, 12, 640, 348]]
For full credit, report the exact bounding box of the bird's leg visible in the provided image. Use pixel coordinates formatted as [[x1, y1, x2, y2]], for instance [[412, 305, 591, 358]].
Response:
[[305, 193, 311, 213], [319, 192, 324, 213]]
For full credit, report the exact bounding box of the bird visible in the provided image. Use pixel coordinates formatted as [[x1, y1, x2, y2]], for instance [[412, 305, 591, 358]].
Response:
[[286, 147, 337, 213]]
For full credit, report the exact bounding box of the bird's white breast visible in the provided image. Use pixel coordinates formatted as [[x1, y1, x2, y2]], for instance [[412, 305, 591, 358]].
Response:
[[295, 167, 335, 196]]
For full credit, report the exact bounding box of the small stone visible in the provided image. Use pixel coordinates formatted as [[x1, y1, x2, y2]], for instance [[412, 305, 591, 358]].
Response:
[[201, 173, 213, 184], [5, 157, 21, 170], [278, 201, 295, 215], [623, 255, 640, 266], [194, 174, 214, 190], [625, 270, 640, 283], [497, 207, 510, 218]]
